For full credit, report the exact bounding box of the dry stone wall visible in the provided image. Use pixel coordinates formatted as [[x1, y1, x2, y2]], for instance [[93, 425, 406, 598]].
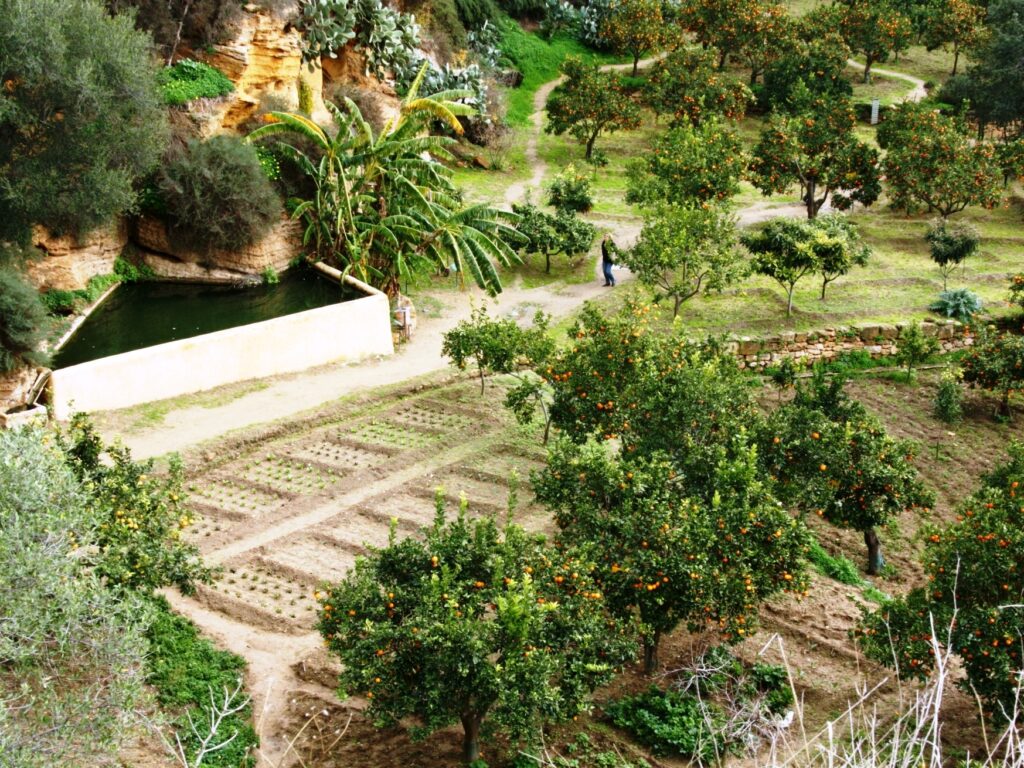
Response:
[[725, 319, 971, 369]]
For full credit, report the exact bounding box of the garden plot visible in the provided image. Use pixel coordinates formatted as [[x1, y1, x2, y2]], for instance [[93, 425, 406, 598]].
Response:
[[341, 417, 442, 451], [232, 453, 342, 496], [358, 490, 466, 529], [281, 437, 389, 473], [315, 511, 399, 551], [201, 558, 318, 632], [255, 533, 362, 586], [455, 450, 548, 485], [388, 400, 484, 434], [188, 478, 290, 520]]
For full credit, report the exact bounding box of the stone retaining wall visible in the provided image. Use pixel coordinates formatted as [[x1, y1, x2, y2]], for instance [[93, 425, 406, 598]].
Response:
[[725, 319, 971, 369]]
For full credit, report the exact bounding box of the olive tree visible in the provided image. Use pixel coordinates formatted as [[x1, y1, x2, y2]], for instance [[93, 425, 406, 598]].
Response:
[[0, 0, 168, 239]]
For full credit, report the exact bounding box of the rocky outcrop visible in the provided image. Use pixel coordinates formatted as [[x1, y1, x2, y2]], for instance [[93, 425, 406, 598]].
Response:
[[26, 221, 128, 291], [133, 215, 302, 282], [200, 5, 330, 131], [0, 366, 47, 415]]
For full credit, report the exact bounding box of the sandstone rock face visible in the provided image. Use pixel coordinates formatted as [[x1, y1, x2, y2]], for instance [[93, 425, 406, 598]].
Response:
[[27, 221, 128, 291], [133, 215, 302, 281], [203, 7, 330, 131], [0, 366, 46, 415]]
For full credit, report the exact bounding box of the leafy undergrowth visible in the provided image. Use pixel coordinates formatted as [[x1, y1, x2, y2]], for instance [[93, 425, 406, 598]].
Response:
[[159, 59, 234, 105], [146, 595, 258, 767]]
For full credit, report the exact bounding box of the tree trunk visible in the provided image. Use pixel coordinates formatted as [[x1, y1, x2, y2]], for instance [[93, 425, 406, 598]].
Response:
[[460, 712, 483, 764], [1000, 388, 1012, 419], [750, 68, 760, 86], [864, 527, 883, 575], [786, 285, 796, 317], [545, 250, 551, 274], [167, 0, 193, 65], [863, 56, 874, 83], [718, 50, 728, 70], [673, 295, 683, 318], [479, 366, 486, 394], [643, 632, 661, 675], [821, 278, 829, 300], [585, 132, 597, 160], [632, 54, 640, 77], [952, 47, 960, 76]]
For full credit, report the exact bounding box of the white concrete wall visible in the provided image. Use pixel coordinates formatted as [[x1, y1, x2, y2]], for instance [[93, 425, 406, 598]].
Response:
[[49, 282, 394, 420]]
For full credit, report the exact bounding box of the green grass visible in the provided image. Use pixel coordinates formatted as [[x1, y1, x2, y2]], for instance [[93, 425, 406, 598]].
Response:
[[807, 539, 862, 585], [499, 21, 622, 126], [145, 596, 257, 767]]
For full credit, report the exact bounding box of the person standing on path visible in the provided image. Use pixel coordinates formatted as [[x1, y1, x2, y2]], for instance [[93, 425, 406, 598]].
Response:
[[601, 234, 616, 287]]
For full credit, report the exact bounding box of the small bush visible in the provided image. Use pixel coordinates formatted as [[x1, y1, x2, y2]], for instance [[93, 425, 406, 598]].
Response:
[[934, 367, 963, 424], [925, 218, 980, 289], [547, 164, 593, 213], [606, 687, 725, 760], [0, 268, 50, 372], [930, 288, 982, 325], [158, 135, 281, 253], [455, 0, 499, 27], [158, 59, 234, 105], [896, 320, 939, 380]]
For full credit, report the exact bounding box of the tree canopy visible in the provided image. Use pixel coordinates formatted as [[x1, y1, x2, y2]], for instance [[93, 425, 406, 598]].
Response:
[[545, 57, 642, 160], [0, 0, 168, 239]]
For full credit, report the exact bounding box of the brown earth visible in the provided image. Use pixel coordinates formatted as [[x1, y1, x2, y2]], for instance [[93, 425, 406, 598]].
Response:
[[153, 366, 1023, 768]]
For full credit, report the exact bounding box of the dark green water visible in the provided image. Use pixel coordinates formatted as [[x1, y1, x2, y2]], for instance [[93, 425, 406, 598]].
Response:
[[54, 270, 355, 368]]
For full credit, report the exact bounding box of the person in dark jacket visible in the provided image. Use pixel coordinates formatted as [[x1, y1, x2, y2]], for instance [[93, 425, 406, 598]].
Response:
[[601, 234, 616, 287]]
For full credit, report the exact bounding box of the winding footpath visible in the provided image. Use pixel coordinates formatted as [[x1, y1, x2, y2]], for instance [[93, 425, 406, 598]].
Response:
[[848, 59, 929, 103], [101, 60, 925, 461]]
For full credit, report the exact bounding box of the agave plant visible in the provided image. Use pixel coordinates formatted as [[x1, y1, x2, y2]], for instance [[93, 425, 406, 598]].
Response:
[[247, 63, 521, 297]]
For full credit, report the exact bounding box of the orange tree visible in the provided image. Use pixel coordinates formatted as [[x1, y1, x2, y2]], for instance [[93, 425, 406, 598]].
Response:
[[736, 0, 795, 86], [619, 203, 747, 319], [761, 28, 852, 111], [748, 90, 881, 219], [828, 0, 913, 82], [921, 0, 984, 75], [535, 443, 809, 674], [1009, 273, 1024, 313], [599, 0, 665, 76], [316, 496, 636, 764], [545, 57, 642, 160], [960, 328, 1024, 419], [535, 302, 810, 670], [511, 202, 597, 275], [879, 103, 1002, 218], [758, 370, 933, 574], [856, 442, 1024, 720], [741, 217, 819, 316], [625, 118, 747, 207], [642, 46, 753, 127]]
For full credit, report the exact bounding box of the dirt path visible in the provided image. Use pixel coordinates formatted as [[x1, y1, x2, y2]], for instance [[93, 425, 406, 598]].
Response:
[[102, 57, 926, 462], [504, 56, 664, 207], [847, 58, 928, 103]]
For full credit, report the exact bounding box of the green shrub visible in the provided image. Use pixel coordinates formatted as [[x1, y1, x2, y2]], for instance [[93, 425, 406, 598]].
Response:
[[606, 687, 725, 760], [896, 320, 939, 380], [145, 596, 257, 768], [427, 0, 468, 53], [547, 164, 593, 212], [750, 663, 794, 713], [261, 266, 280, 285], [0, 268, 50, 372], [41, 288, 80, 315], [930, 288, 982, 324], [0, 0, 168, 240], [158, 58, 234, 105], [159, 135, 281, 253], [454, 0, 498, 28], [933, 367, 963, 424]]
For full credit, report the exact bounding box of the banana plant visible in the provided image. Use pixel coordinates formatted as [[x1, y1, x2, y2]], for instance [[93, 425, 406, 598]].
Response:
[[246, 64, 521, 297]]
